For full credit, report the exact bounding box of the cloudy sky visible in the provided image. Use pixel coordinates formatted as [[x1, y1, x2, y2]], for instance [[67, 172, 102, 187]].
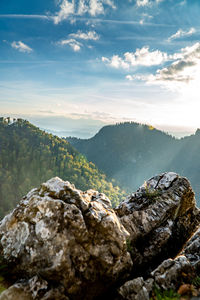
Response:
[[1, 0, 200, 137]]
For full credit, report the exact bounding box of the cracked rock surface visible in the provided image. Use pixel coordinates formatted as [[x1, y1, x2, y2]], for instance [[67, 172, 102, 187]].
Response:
[[0, 172, 199, 300], [116, 172, 200, 275], [0, 177, 132, 299], [118, 231, 200, 300]]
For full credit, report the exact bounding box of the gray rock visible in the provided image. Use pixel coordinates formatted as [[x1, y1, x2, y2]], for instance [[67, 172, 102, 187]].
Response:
[[0, 177, 132, 299], [0, 276, 69, 300], [151, 255, 192, 290], [181, 227, 200, 270], [1, 173, 199, 300], [0, 284, 32, 300], [118, 228, 200, 300], [116, 172, 200, 273], [118, 277, 154, 300]]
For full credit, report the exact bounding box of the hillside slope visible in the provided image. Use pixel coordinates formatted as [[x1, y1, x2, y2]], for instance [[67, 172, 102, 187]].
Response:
[[0, 118, 125, 218], [68, 122, 200, 206]]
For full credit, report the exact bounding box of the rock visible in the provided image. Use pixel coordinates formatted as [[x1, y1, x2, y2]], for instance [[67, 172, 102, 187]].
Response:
[[178, 284, 192, 296], [0, 284, 32, 300], [118, 227, 200, 300], [0, 177, 132, 300], [118, 255, 193, 300], [0, 173, 199, 300], [181, 227, 200, 270], [0, 276, 69, 300], [118, 277, 154, 300], [0, 276, 47, 300], [151, 255, 192, 290], [116, 172, 200, 275]]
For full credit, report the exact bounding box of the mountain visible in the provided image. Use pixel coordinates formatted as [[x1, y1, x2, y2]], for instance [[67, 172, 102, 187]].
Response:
[[68, 122, 200, 206], [0, 117, 125, 218]]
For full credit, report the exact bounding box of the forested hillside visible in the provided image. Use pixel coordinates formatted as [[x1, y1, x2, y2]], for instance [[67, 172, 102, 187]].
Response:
[[68, 122, 200, 206], [0, 118, 125, 218]]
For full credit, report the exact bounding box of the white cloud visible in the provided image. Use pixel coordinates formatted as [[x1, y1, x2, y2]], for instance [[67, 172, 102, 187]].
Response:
[[125, 47, 168, 66], [181, 42, 200, 57], [126, 43, 200, 89], [168, 27, 196, 41], [54, 0, 74, 24], [136, 0, 163, 6], [148, 43, 200, 83], [103, 0, 116, 9], [89, 0, 104, 15], [54, 0, 116, 24], [139, 13, 153, 25], [102, 55, 129, 69], [102, 46, 168, 69], [69, 30, 99, 40], [11, 41, 33, 53], [104, 43, 200, 87], [102, 57, 109, 63], [58, 39, 82, 51], [126, 75, 135, 81], [78, 0, 88, 15], [136, 0, 149, 6], [58, 30, 99, 51], [89, 0, 116, 15]]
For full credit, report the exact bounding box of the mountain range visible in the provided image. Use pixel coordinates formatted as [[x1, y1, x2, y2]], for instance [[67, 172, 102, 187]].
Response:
[[1, 117, 200, 218], [68, 122, 200, 207]]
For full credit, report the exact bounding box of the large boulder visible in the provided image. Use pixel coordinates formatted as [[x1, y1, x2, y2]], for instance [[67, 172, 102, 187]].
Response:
[[0, 177, 132, 299], [0, 172, 199, 300], [116, 172, 200, 275]]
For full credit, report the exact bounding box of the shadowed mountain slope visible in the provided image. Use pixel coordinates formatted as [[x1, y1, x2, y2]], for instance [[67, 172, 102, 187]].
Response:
[[68, 122, 200, 206]]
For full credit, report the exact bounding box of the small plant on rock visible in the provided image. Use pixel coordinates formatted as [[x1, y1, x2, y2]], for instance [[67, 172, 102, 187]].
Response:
[[0, 276, 6, 294], [151, 287, 180, 300], [192, 276, 200, 288], [143, 181, 161, 202], [126, 239, 134, 255]]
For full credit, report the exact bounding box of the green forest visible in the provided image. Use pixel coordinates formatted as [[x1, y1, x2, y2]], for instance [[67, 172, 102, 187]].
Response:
[[1, 118, 200, 219], [69, 122, 200, 207], [0, 118, 125, 218]]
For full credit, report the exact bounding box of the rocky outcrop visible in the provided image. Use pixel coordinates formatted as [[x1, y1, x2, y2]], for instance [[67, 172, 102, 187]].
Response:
[[0, 177, 132, 299], [118, 228, 200, 300], [116, 172, 200, 275], [0, 172, 199, 300]]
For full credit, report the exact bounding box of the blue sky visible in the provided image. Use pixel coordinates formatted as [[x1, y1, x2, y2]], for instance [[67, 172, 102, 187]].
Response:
[[1, 0, 200, 137]]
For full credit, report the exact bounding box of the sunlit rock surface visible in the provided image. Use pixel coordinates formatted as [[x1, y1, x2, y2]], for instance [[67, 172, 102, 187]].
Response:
[[0, 173, 199, 300], [0, 177, 132, 299]]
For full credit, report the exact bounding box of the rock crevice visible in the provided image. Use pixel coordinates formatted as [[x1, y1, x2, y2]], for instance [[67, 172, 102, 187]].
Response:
[[0, 172, 199, 299]]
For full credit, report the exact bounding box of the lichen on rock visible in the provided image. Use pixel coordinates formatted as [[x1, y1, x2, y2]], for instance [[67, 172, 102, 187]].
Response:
[[0, 173, 199, 300], [0, 177, 132, 299]]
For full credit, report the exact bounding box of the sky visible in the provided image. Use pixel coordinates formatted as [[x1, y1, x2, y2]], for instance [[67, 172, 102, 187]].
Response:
[[1, 0, 200, 138]]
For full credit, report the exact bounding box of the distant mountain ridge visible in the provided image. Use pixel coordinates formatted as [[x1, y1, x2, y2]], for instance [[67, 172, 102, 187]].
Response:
[[0, 118, 125, 218], [68, 122, 200, 206]]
